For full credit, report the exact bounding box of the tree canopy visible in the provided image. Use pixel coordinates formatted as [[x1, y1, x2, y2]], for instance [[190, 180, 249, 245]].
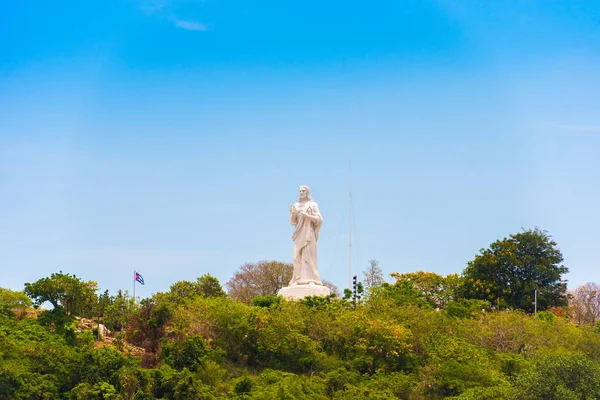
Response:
[[363, 259, 385, 292], [166, 274, 226, 304], [462, 228, 568, 312], [0, 288, 32, 318], [226, 261, 293, 304], [24, 271, 98, 317], [392, 271, 462, 309]]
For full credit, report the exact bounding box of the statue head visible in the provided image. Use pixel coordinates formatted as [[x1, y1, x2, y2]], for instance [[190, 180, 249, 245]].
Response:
[[298, 185, 313, 202]]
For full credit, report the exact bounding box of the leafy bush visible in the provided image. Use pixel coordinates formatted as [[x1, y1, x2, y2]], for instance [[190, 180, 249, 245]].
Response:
[[515, 352, 600, 400], [251, 294, 282, 308], [161, 335, 211, 372], [445, 299, 490, 319], [233, 375, 254, 395]]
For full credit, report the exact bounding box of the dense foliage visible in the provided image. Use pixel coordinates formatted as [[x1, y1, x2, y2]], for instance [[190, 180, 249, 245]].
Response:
[[24, 271, 98, 317], [2, 228, 594, 399], [462, 228, 568, 312], [3, 283, 598, 399]]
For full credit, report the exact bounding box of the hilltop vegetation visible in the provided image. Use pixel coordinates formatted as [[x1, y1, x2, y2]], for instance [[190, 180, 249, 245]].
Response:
[[2, 228, 599, 399]]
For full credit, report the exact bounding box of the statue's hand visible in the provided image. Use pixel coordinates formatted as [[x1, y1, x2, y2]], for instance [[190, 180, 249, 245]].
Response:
[[302, 212, 318, 223], [290, 204, 296, 213]]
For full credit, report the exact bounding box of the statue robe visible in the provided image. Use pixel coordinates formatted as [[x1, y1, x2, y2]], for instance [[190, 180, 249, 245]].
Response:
[[289, 200, 323, 285]]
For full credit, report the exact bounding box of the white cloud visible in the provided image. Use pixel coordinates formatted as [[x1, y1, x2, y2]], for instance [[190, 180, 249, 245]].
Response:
[[138, 0, 208, 31], [174, 18, 208, 31]]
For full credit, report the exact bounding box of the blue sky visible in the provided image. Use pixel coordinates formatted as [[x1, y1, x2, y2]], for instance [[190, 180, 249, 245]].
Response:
[[1, 0, 600, 297]]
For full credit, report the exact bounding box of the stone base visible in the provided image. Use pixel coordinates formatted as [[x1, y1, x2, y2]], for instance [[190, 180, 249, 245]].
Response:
[[278, 284, 331, 300]]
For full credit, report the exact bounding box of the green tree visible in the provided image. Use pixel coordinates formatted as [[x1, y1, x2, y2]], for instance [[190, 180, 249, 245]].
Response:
[[233, 375, 254, 395], [24, 271, 98, 317], [96, 289, 111, 318], [515, 352, 600, 400], [126, 297, 171, 353], [161, 335, 211, 372], [371, 280, 429, 308], [420, 335, 501, 398], [196, 274, 227, 298], [167, 274, 226, 304], [391, 271, 462, 309], [462, 228, 568, 312], [170, 368, 215, 400], [446, 384, 516, 400], [444, 299, 490, 319], [104, 290, 135, 332], [0, 288, 32, 319]]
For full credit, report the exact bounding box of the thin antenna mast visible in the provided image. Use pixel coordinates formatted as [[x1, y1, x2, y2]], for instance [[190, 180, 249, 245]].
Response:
[[349, 161, 353, 290]]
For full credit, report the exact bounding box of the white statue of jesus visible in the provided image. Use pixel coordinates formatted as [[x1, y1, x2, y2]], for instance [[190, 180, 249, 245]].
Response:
[[278, 185, 330, 299], [289, 185, 323, 285]]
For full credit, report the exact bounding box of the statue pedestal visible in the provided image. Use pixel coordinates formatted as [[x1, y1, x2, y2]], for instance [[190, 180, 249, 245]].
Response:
[[278, 284, 330, 300]]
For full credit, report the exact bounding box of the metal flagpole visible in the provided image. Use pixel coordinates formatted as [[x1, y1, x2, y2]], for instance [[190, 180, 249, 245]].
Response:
[[133, 270, 136, 304]]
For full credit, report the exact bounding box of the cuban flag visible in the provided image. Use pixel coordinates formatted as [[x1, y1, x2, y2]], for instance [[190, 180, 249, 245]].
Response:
[[135, 271, 145, 285]]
